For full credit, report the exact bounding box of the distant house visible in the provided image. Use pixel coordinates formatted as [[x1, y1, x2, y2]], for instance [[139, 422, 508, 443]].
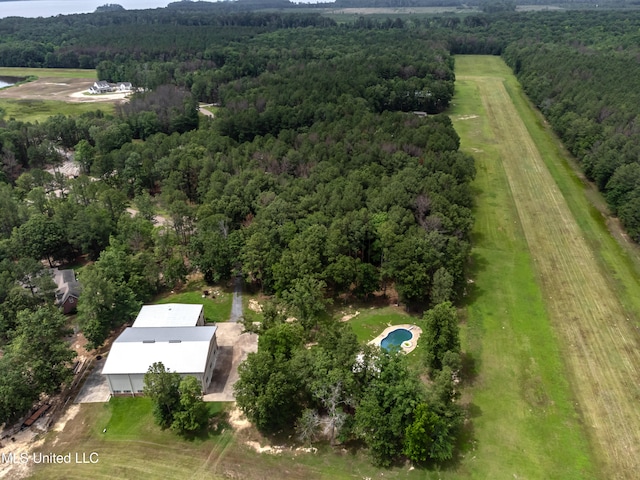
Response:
[[88, 81, 113, 94], [101, 326, 219, 395], [52, 268, 81, 314], [116, 82, 132, 92]]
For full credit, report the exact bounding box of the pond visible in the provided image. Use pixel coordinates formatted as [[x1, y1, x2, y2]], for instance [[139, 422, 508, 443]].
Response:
[[0, 76, 23, 88], [380, 328, 413, 351]]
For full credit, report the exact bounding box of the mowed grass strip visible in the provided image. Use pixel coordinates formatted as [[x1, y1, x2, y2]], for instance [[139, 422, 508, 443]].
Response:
[[451, 61, 596, 479], [0, 67, 96, 79], [456, 55, 640, 478]]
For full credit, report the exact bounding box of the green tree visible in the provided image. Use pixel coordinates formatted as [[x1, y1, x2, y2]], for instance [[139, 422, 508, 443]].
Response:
[[76, 262, 140, 349], [355, 351, 423, 466], [404, 403, 440, 463], [14, 257, 56, 301], [0, 306, 76, 424], [404, 402, 458, 464], [143, 362, 181, 429], [422, 301, 461, 373], [74, 139, 96, 174], [171, 375, 209, 435], [12, 214, 70, 267], [281, 276, 330, 331], [189, 221, 233, 284], [431, 267, 454, 306], [234, 349, 303, 434], [11, 307, 77, 394]]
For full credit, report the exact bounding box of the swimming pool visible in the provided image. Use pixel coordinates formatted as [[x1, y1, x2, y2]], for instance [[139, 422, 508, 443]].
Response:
[[380, 328, 413, 351]]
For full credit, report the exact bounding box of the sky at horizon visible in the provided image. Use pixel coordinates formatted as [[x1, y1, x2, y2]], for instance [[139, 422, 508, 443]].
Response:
[[0, 0, 323, 20]]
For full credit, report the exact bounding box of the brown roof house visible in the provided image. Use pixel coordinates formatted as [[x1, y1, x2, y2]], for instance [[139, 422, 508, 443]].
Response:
[[52, 268, 81, 314]]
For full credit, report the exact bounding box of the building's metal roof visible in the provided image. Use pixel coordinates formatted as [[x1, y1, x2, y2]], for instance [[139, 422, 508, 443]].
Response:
[[132, 303, 203, 328], [101, 326, 217, 376]]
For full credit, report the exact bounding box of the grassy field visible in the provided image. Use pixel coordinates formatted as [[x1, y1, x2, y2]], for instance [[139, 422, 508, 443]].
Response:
[[449, 56, 596, 479], [0, 67, 96, 79], [154, 280, 233, 323], [28, 399, 236, 480], [27, 398, 445, 480], [453, 55, 640, 479], [0, 99, 115, 123]]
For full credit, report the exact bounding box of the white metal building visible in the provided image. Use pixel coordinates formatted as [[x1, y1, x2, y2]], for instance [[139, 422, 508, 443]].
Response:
[[132, 303, 205, 328], [101, 325, 218, 395]]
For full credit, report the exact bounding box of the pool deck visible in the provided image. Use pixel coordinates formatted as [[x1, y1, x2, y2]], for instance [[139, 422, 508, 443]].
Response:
[[369, 324, 422, 354]]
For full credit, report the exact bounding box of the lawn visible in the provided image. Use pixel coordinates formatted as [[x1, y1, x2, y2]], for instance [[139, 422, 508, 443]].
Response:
[[450, 55, 640, 479], [28, 398, 235, 480], [154, 281, 233, 323], [346, 305, 417, 343], [0, 68, 117, 122], [27, 398, 443, 480]]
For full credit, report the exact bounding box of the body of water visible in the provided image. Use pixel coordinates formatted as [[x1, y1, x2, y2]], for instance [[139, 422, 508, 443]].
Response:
[[0, 76, 22, 88], [380, 328, 412, 351], [0, 0, 171, 19]]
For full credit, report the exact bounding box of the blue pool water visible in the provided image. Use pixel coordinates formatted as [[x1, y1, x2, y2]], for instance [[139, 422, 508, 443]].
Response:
[[380, 328, 413, 351]]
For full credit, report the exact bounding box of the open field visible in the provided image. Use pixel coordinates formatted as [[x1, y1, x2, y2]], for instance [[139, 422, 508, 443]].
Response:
[[0, 99, 116, 123], [450, 57, 596, 479], [26, 397, 444, 480], [0, 67, 96, 79], [453, 55, 640, 479], [0, 69, 125, 122]]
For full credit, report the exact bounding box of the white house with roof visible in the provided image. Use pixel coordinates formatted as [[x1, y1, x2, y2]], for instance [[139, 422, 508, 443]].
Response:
[[132, 303, 205, 328], [88, 80, 112, 94], [116, 82, 132, 92], [102, 303, 217, 396]]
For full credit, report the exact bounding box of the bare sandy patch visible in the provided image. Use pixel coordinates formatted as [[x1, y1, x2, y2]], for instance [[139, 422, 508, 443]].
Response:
[[245, 441, 284, 455], [228, 407, 251, 431], [0, 424, 46, 479], [340, 310, 360, 322], [248, 299, 262, 313]]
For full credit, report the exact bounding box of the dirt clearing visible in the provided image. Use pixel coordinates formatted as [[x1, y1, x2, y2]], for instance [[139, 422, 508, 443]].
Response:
[[0, 77, 127, 104]]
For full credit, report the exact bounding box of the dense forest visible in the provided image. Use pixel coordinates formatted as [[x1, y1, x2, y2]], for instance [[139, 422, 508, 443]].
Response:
[[3, 4, 640, 467], [0, 16, 471, 466]]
